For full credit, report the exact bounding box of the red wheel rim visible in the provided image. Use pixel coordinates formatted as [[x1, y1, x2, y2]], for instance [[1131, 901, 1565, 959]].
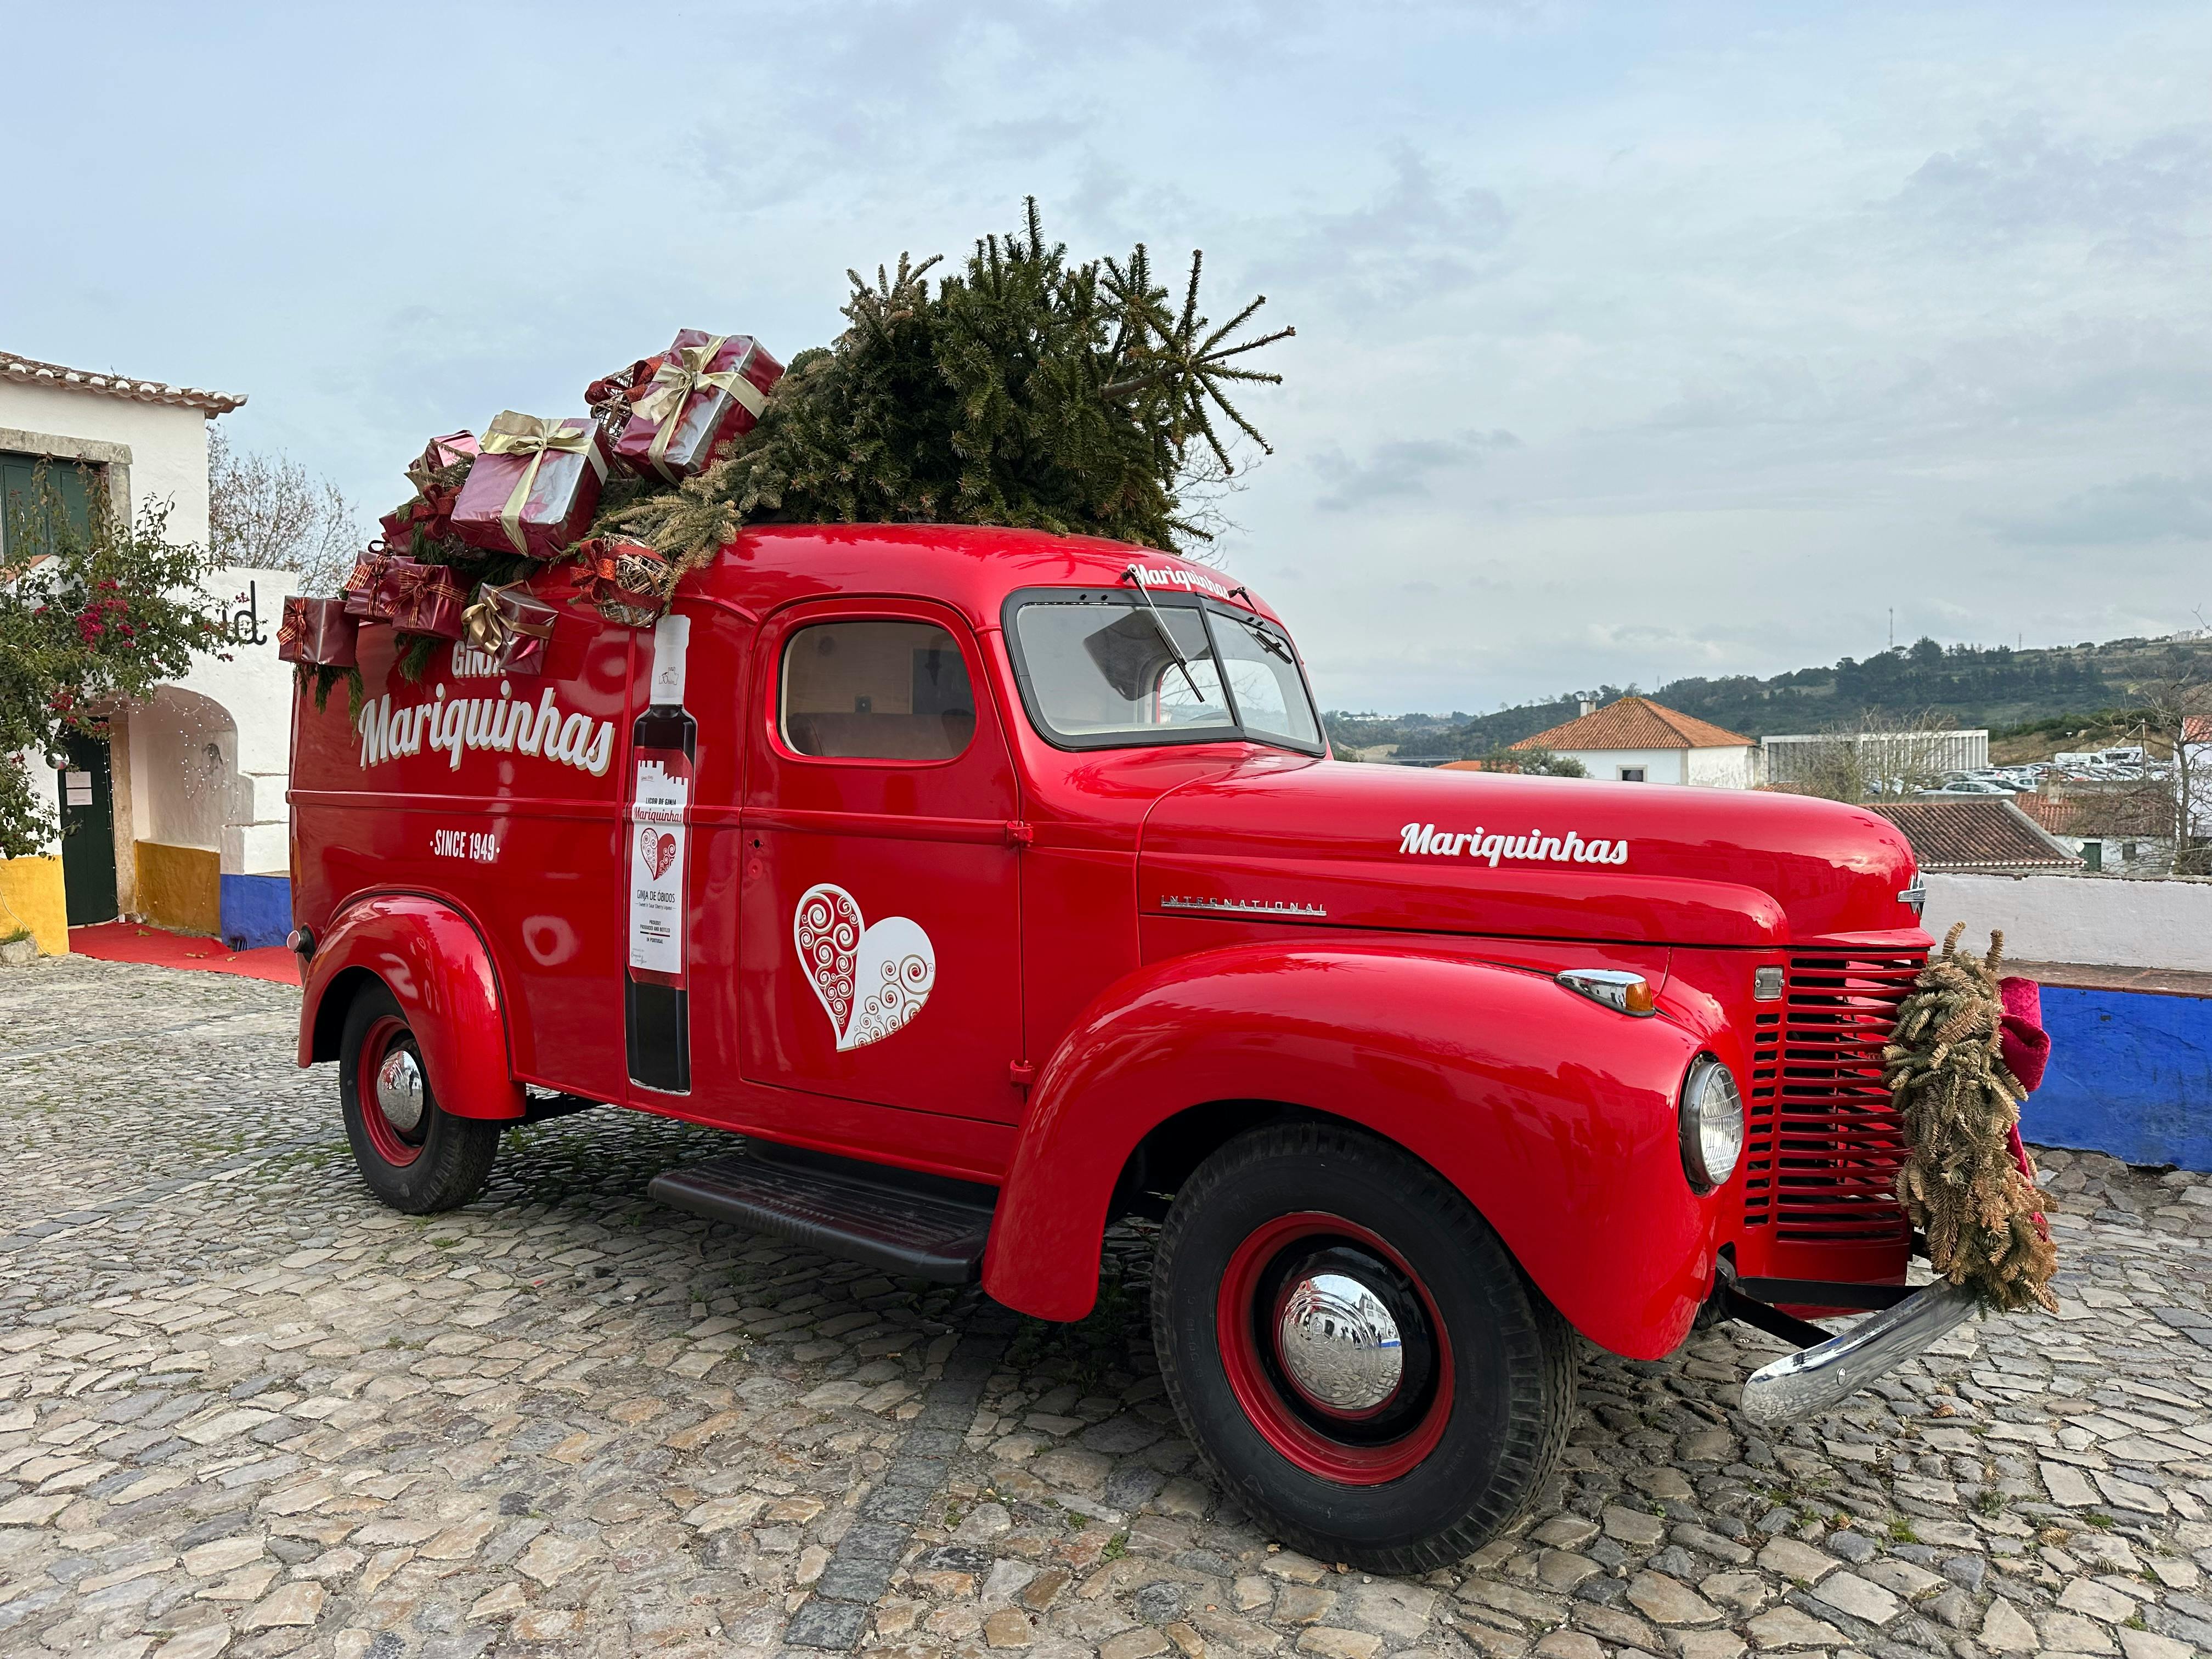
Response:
[[1216, 1211, 1454, 1485], [356, 1014, 427, 1169]]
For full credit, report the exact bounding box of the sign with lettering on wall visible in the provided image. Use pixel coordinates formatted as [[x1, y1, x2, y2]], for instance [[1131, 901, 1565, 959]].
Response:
[[211, 580, 269, 648]]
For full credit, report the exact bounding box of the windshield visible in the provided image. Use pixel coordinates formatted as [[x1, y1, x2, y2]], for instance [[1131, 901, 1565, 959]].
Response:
[[1007, 590, 1323, 754]]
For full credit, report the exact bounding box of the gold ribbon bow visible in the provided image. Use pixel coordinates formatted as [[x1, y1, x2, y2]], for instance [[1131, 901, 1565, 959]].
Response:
[[462, 582, 515, 656], [630, 337, 766, 481], [477, 412, 602, 557]]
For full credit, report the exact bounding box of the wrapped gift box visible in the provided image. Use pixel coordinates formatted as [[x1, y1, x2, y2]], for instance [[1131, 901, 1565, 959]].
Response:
[[406, 429, 480, 493], [614, 331, 783, 483], [277, 596, 358, 667], [464, 580, 561, 676], [342, 551, 393, 620], [585, 354, 662, 448], [376, 558, 467, 640], [450, 412, 610, 560], [380, 483, 463, 556]]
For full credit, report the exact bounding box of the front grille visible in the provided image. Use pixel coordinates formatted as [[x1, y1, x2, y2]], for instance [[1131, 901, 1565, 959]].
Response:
[[1741, 952, 1922, 1246]]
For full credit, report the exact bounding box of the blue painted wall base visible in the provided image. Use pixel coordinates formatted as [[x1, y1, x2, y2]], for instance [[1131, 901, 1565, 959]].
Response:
[[2023, 985, 2212, 1171], [219, 873, 292, 952]]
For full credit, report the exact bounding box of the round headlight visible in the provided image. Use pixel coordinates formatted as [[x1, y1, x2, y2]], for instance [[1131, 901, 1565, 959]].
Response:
[[1679, 1056, 1743, 1193]]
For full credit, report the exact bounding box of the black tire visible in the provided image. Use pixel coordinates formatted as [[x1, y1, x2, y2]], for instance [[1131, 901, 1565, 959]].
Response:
[[1152, 1121, 1576, 1572], [337, 981, 500, 1214]]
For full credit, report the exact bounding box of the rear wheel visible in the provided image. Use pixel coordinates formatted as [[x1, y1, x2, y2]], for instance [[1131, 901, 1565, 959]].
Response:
[[338, 983, 500, 1214], [1153, 1122, 1576, 1572]]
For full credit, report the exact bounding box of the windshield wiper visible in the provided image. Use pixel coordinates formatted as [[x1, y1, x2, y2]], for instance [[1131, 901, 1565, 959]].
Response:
[[1122, 565, 1207, 703], [1239, 616, 1294, 665]]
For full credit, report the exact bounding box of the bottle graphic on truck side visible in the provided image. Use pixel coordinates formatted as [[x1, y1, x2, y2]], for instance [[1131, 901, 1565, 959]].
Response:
[[627, 613, 695, 1093]]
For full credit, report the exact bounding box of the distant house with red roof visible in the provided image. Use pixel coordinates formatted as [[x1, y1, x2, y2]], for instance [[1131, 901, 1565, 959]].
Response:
[[1869, 798, 2081, 874], [1509, 696, 1760, 788]]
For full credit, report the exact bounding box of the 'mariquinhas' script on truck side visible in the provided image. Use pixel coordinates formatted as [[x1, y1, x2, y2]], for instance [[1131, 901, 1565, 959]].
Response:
[[290, 524, 1968, 1570]]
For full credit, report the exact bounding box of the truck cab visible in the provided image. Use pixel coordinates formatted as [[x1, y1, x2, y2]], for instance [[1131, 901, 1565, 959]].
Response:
[[290, 524, 1970, 1570]]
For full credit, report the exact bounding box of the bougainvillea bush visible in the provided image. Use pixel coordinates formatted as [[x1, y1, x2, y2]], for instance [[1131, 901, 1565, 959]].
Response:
[[0, 469, 222, 857]]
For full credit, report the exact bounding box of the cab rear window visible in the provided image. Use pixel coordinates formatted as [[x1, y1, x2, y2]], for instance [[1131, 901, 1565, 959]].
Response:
[[780, 620, 976, 760]]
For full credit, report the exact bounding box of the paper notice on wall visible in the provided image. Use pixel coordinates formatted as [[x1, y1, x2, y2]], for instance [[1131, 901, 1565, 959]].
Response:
[[628, 751, 691, 980], [65, 771, 92, 806]]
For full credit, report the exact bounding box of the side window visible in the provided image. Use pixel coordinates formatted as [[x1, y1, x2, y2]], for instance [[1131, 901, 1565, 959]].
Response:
[[780, 619, 977, 760]]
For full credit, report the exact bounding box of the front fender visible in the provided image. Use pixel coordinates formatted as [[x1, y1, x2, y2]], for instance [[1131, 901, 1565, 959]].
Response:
[[981, 943, 1723, 1358], [297, 893, 524, 1121]]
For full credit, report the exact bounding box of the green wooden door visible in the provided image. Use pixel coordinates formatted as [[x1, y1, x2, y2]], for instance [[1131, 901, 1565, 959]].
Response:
[[57, 734, 119, 926], [0, 454, 98, 560]]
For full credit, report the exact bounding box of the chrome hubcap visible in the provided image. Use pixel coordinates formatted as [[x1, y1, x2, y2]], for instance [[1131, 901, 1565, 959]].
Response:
[[374, 1047, 426, 1135], [1276, 1271, 1403, 1411]]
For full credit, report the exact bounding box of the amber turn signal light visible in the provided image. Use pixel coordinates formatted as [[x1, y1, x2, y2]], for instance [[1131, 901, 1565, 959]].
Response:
[[1555, 968, 1655, 1017]]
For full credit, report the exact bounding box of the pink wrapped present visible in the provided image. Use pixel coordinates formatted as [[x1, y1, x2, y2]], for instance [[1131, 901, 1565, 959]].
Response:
[[405, 429, 480, 493], [450, 412, 610, 560], [614, 331, 783, 483]]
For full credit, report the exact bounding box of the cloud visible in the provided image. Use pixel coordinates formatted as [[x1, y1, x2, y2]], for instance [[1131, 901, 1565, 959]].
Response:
[[1312, 429, 1520, 512], [1890, 113, 2212, 259], [1987, 472, 2212, 546], [1286, 145, 1513, 312]]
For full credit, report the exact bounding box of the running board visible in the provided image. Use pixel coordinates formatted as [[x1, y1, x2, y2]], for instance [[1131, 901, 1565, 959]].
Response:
[[648, 1146, 996, 1283]]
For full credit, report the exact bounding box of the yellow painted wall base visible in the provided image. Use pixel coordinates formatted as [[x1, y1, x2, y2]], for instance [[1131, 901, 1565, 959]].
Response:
[[0, 856, 70, 956], [135, 841, 221, 938]]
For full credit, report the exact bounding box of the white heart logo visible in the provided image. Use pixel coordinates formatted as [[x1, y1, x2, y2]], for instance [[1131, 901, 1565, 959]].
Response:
[[793, 883, 936, 1052]]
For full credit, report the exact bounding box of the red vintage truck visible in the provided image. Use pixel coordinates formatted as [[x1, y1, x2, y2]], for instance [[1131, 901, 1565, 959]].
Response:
[[289, 524, 1974, 1570]]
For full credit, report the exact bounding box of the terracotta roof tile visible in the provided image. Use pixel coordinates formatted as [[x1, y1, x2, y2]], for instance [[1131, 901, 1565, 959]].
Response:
[[1865, 799, 2079, 871], [1513, 696, 1752, 752], [2186, 715, 2212, 745], [2015, 792, 2178, 838], [0, 349, 245, 415]]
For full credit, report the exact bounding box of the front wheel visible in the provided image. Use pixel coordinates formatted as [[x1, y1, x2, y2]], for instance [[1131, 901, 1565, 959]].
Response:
[[1153, 1122, 1576, 1573], [338, 982, 500, 1214]]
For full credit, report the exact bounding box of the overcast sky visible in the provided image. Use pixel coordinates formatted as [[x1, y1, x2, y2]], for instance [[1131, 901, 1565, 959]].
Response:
[[7, 2, 2207, 713]]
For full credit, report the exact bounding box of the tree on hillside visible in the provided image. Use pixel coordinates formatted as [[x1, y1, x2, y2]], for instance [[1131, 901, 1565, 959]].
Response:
[[1, 469, 221, 858], [208, 431, 360, 597]]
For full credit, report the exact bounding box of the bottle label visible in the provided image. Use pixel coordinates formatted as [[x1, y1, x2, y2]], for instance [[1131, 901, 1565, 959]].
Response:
[[628, 747, 692, 985]]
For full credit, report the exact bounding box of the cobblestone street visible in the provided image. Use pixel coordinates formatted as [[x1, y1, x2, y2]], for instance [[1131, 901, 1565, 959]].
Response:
[[5, 955, 2212, 1659]]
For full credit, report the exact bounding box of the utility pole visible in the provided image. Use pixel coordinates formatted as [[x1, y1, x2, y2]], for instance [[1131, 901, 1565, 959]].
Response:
[[1888, 608, 1895, 650]]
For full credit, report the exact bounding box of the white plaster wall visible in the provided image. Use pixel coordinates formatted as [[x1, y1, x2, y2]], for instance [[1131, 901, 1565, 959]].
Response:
[[1922, 870, 2212, 973], [1558, 747, 1685, 783], [120, 565, 298, 875], [0, 382, 213, 543], [5, 747, 61, 856], [1684, 745, 1757, 788], [177, 566, 298, 778], [134, 690, 236, 851]]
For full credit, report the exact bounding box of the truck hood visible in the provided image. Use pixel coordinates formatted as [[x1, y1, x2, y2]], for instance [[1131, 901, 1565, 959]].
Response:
[[1137, 754, 1925, 947]]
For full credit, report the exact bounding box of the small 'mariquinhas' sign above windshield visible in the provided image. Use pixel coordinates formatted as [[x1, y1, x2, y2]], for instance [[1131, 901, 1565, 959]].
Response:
[[1400, 822, 1630, 867]]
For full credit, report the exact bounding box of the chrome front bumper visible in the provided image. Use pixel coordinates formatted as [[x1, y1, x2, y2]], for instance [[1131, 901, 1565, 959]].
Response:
[[1739, 1281, 1981, 1426]]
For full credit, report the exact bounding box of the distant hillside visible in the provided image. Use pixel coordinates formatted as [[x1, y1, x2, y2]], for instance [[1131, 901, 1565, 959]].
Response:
[[1326, 634, 2212, 761]]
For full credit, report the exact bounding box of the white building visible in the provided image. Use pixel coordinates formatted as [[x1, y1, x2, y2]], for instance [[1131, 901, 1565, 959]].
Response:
[[1510, 696, 1759, 787], [2186, 716, 2212, 840], [0, 350, 297, 951], [1762, 729, 1989, 788]]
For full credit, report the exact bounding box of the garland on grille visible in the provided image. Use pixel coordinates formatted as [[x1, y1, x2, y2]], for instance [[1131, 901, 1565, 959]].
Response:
[[1883, 923, 2059, 1313]]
